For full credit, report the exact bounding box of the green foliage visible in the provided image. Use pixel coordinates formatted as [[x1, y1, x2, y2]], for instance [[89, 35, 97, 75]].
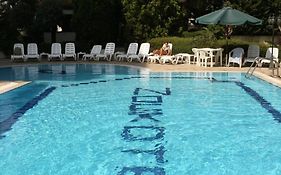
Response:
[[192, 25, 224, 47], [121, 0, 186, 42], [9, 0, 37, 30], [225, 0, 281, 35], [72, 0, 121, 44], [148, 37, 193, 54], [34, 0, 63, 32], [148, 33, 271, 57], [32, 0, 64, 43], [182, 0, 224, 17], [0, 0, 38, 54]]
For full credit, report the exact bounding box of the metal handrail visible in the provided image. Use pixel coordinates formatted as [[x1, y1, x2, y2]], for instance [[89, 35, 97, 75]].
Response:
[[245, 57, 279, 78]]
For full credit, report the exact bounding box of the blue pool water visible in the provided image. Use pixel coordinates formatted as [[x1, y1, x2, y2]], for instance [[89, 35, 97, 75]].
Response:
[[1, 64, 281, 175]]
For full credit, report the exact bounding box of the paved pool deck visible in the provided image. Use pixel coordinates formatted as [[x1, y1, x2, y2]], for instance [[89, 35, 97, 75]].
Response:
[[0, 58, 281, 93]]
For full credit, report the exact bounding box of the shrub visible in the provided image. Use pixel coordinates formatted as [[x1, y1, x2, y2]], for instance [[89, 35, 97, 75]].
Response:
[[148, 34, 275, 57], [148, 37, 193, 54]]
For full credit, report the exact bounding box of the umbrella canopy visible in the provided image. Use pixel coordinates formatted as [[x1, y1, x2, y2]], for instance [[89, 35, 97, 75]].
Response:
[[195, 7, 262, 25]]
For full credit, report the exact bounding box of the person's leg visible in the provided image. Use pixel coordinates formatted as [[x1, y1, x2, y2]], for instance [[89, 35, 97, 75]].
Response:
[[153, 49, 160, 55]]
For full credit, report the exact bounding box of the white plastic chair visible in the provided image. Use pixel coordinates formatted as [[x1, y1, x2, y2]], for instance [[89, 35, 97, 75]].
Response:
[[198, 50, 212, 67], [95, 42, 115, 61], [243, 45, 260, 65], [128, 43, 150, 62], [228, 47, 244, 68], [260, 47, 279, 65], [192, 48, 200, 65], [83, 45, 102, 60], [117, 43, 138, 61], [24, 43, 40, 62], [63, 43, 76, 61], [49, 43, 62, 61], [11, 43, 25, 61]]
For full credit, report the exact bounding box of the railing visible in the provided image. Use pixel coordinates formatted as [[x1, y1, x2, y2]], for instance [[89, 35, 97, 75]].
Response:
[[245, 57, 279, 78]]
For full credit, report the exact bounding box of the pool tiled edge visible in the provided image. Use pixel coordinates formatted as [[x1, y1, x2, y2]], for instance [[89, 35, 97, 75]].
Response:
[[253, 71, 281, 88]]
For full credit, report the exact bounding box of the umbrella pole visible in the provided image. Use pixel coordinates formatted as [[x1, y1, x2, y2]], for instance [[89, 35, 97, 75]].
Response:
[[226, 36, 228, 66], [225, 25, 231, 66]]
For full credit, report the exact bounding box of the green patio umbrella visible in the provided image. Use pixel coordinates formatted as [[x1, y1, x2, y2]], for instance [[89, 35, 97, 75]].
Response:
[[195, 7, 262, 65], [195, 7, 262, 25]]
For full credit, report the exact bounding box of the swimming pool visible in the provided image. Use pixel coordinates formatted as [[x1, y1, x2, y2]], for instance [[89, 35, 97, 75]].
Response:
[[1, 64, 281, 175]]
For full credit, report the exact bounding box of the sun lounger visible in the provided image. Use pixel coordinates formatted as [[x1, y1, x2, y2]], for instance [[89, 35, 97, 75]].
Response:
[[83, 45, 102, 61], [259, 47, 279, 66], [148, 43, 173, 64], [48, 43, 62, 61], [11, 43, 25, 62], [117, 43, 138, 61], [243, 45, 260, 65], [24, 43, 40, 62], [62, 43, 76, 61], [95, 42, 115, 61], [127, 43, 150, 62]]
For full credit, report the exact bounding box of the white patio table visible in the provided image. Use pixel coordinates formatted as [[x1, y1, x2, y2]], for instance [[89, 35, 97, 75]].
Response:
[[193, 48, 224, 67]]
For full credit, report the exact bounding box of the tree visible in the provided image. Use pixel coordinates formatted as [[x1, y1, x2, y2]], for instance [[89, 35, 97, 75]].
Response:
[[72, 0, 122, 45], [9, 0, 37, 30], [121, 0, 186, 42], [34, 0, 64, 43], [226, 0, 281, 35], [182, 0, 223, 17], [0, 0, 32, 53]]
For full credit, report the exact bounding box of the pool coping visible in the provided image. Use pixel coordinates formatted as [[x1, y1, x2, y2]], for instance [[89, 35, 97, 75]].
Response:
[[0, 81, 30, 94]]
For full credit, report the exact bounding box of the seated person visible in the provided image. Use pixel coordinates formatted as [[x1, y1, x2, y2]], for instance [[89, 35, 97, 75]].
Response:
[[153, 42, 172, 56]]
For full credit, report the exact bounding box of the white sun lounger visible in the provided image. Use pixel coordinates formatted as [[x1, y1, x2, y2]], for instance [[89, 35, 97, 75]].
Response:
[[24, 43, 40, 62], [62, 43, 76, 61], [148, 43, 173, 64], [127, 43, 150, 62], [83, 45, 102, 61], [260, 47, 279, 65], [95, 42, 115, 61], [243, 45, 260, 65], [48, 43, 62, 61], [11, 43, 25, 62], [117, 43, 138, 61]]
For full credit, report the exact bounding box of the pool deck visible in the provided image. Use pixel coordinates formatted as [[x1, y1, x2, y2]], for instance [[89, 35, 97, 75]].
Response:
[[0, 81, 30, 94], [1, 58, 281, 93]]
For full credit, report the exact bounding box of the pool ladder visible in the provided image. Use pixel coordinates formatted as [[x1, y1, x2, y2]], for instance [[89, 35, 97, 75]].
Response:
[[245, 57, 279, 78]]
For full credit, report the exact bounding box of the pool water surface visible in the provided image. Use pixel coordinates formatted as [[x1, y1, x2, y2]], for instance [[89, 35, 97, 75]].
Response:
[[0, 64, 281, 175]]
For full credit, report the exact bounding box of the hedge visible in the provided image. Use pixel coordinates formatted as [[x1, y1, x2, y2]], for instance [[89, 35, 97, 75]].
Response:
[[147, 36, 275, 57]]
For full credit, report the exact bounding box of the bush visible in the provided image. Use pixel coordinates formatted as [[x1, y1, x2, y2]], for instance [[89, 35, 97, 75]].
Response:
[[148, 37, 193, 54], [148, 34, 275, 57]]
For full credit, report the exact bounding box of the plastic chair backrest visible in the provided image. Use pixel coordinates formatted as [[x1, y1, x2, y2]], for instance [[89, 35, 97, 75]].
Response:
[[51, 43, 61, 55], [127, 43, 138, 55], [13, 43, 24, 55], [168, 43, 173, 51], [198, 50, 209, 58], [265, 47, 279, 59], [27, 43, 38, 55], [65, 43, 75, 54], [230, 48, 244, 58], [104, 43, 115, 54], [138, 43, 150, 55], [247, 45, 259, 58], [90, 45, 102, 54]]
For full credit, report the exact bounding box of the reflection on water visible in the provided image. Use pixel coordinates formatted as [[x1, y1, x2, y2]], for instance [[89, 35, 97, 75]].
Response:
[[0, 64, 143, 81]]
